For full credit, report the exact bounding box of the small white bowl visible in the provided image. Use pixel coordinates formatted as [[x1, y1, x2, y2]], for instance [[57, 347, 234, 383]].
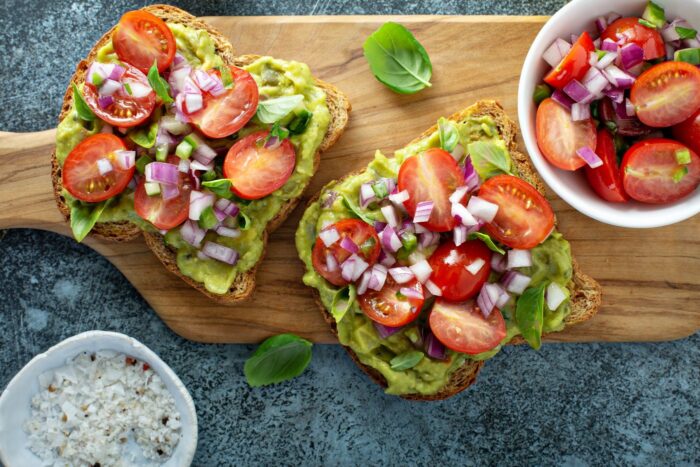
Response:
[[518, 0, 700, 228], [0, 331, 198, 467]]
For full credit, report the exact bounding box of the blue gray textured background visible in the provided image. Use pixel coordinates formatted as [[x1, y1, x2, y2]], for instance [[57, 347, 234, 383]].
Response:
[[1, 1, 698, 465]]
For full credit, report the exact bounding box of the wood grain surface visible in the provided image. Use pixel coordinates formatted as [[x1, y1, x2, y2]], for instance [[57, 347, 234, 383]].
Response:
[[0, 16, 698, 343]]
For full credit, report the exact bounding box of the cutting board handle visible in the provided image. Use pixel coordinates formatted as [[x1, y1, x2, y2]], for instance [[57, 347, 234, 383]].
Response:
[[0, 130, 67, 232]]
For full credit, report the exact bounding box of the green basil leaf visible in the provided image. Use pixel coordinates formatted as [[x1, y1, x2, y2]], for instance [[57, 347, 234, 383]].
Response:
[[72, 83, 95, 121], [147, 61, 174, 104], [341, 194, 377, 225], [244, 334, 313, 387], [202, 179, 234, 199], [363, 22, 432, 94], [331, 284, 357, 322], [128, 121, 159, 149], [288, 109, 313, 135], [468, 232, 505, 255], [515, 283, 546, 350], [256, 95, 304, 124], [438, 117, 459, 153], [467, 140, 513, 180], [70, 199, 111, 242], [390, 350, 424, 371], [238, 211, 252, 230]]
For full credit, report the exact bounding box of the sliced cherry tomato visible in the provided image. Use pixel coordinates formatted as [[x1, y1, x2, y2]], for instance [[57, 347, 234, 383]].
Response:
[[584, 128, 629, 203], [134, 156, 193, 230], [189, 66, 259, 138], [544, 31, 595, 89], [62, 134, 134, 203], [113, 10, 176, 73], [601, 17, 665, 61], [620, 138, 700, 204], [429, 299, 506, 355], [83, 63, 156, 128], [359, 279, 424, 327], [428, 240, 492, 301], [630, 61, 700, 128], [478, 175, 555, 249], [397, 148, 463, 232], [536, 98, 597, 170], [223, 130, 296, 200], [312, 219, 381, 287], [673, 109, 700, 155]]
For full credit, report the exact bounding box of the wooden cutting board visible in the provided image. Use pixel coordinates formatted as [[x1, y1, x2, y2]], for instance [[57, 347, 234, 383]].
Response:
[[1, 16, 698, 344]]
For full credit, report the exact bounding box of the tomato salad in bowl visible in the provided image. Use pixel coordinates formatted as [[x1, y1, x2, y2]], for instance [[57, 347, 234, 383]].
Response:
[[55, 8, 332, 295]]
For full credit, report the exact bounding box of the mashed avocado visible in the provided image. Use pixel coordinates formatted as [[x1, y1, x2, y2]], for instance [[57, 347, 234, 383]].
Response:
[[295, 116, 574, 396], [55, 24, 330, 293]]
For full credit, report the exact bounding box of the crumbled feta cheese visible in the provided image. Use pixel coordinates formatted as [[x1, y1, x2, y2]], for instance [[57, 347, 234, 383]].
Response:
[[23, 351, 182, 466]]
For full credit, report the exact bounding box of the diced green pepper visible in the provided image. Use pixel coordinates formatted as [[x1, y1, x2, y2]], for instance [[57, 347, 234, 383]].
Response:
[[399, 231, 417, 253], [175, 140, 194, 159], [136, 155, 152, 175], [675, 48, 700, 65], [144, 182, 161, 196], [641, 1, 665, 29], [372, 181, 389, 199], [533, 83, 552, 105], [676, 148, 691, 165], [673, 166, 689, 183], [155, 145, 168, 162]]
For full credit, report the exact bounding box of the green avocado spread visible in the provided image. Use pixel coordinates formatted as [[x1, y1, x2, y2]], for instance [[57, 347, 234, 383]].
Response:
[[55, 23, 330, 294], [295, 115, 573, 396]]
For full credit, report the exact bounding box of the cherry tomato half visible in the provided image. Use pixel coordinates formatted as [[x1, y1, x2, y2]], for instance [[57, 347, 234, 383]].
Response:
[[397, 148, 463, 232], [631, 61, 700, 128], [673, 109, 700, 155], [113, 10, 176, 73], [584, 128, 629, 203], [134, 156, 193, 230], [312, 219, 381, 287], [359, 278, 424, 327], [621, 138, 700, 204], [544, 31, 595, 89], [478, 175, 555, 249], [429, 299, 506, 355], [601, 17, 665, 61], [62, 134, 134, 203], [428, 240, 492, 301], [83, 63, 156, 128], [536, 98, 597, 171]]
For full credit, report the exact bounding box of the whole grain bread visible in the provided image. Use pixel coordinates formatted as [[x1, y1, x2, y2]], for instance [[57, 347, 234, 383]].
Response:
[[307, 100, 602, 400]]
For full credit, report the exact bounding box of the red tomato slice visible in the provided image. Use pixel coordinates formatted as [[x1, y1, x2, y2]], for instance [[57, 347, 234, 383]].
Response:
[[83, 63, 156, 128], [631, 61, 700, 128], [312, 219, 380, 287], [134, 156, 193, 230], [601, 17, 665, 61], [621, 138, 700, 204], [673, 109, 700, 155], [544, 31, 595, 89], [62, 134, 134, 203], [428, 240, 492, 301], [189, 67, 259, 138], [359, 279, 424, 327], [429, 299, 506, 355], [536, 98, 597, 171], [223, 130, 296, 200], [113, 10, 176, 73], [397, 148, 463, 232], [584, 128, 629, 203], [478, 175, 555, 249]]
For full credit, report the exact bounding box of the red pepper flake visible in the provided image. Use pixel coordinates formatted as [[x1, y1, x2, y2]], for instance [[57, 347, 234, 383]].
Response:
[[125, 357, 137, 366], [143, 363, 150, 371]]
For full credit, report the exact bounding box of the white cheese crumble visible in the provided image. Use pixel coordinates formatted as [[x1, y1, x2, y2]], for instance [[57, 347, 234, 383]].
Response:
[[23, 350, 182, 466]]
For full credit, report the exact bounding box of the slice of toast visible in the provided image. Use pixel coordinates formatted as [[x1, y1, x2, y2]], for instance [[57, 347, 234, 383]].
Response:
[[306, 100, 602, 400]]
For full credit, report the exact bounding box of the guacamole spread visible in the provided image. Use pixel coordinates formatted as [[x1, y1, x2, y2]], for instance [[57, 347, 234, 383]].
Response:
[[296, 115, 573, 396]]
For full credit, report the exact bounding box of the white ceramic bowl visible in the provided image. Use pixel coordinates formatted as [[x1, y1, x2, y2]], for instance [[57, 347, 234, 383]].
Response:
[[518, 0, 700, 228], [0, 331, 198, 467]]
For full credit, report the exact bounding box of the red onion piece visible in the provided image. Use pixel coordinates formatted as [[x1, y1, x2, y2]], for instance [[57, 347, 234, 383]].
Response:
[[551, 89, 574, 111], [326, 252, 339, 272], [603, 87, 624, 104], [388, 189, 409, 207], [595, 16, 608, 34], [601, 38, 619, 53], [546, 282, 568, 311], [467, 196, 499, 222], [424, 279, 442, 297], [452, 202, 478, 226], [379, 249, 396, 267], [360, 183, 376, 208], [194, 143, 217, 165], [413, 201, 434, 223], [388, 266, 414, 284], [449, 186, 469, 204], [145, 162, 180, 185], [603, 65, 635, 89], [381, 204, 401, 228], [341, 254, 369, 282], [501, 270, 532, 295], [419, 231, 440, 248], [215, 198, 239, 217], [571, 102, 591, 122], [424, 330, 447, 360], [595, 51, 618, 69], [202, 241, 239, 265], [619, 43, 644, 71], [96, 158, 113, 176], [507, 249, 533, 269], [576, 147, 603, 169], [319, 227, 340, 247], [100, 79, 121, 96], [161, 183, 180, 201], [373, 322, 403, 339], [188, 190, 215, 221], [543, 38, 572, 67], [466, 258, 486, 275], [399, 285, 424, 301], [454, 225, 467, 246], [381, 225, 403, 253], [178, 159, 190, 173], [215, 225, 240, 238], [357, 270, 372, 295], [114, 150, 135, 170], [340, 236, 359, 254], [409, 260, 432, 284], [491, 253, 507, 273], [98, 95, 114, 109], [180, 220, 206, 248], [477, 283, 501, 317], [367, 264, 388, 291]]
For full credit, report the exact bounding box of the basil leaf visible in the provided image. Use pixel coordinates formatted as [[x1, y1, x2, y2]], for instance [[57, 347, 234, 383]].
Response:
[[331, 284, 357, 322], [363, 22, 432, 94], [70, 199, 111, 242], [263, 122, 290, 146], [390, 350, 424, 371], [244, 334, 313, 387], [438, 117, 459, 153], [289, 110, 313, 135], [256, 95, 304, 124], [128, 121, 159, 149], [515, 283, 546, 350], [72, 83, 95, 121], [341, 194, 377, 225], [467, 140, 513, 180], [202, 179, 234, 199], [147, 61, 174, 104], [238, 211, 252, 230], [468, 232, 505, 255]]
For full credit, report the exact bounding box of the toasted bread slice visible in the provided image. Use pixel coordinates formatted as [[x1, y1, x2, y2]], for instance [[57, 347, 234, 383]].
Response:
[[306, 100, 602, 400]]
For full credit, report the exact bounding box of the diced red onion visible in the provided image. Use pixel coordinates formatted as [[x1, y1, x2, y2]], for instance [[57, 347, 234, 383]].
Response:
[[413, 201, 434, 223], [168, 66, 191, 98], [546, 282, 568, 311], [160, 115, 191, 135], [551, 88, 574, 111], [97, 95, 114, 109], [619, 43, 644, 71], [467, 196, 499, 223], [341, 254, 369, 282], [202, 241, 239, 265], [576, 146, 603, 169], [454, 225, 467, 246], [374, 221, 388, 233], [178, 159, 190, 173], [452, 202, 478, 226], [145, 162, 180, 185], [389, 266, 414, 284], [215, 198, 239, 217], [326, 253, 338, 272], [381, 204, 401, 228], [491, 253, 507, 273], [625, 98, 636, 117], [466, 258, 486, 275], [264, 135, 282, 150], [409, 260, 432, 284], [477, 283, 501, 318], [126, 81, 152, 98], [424, 279, 442, 297], [319, 227, 340, 247], [400, 219, 415, 234], [185, 93, 203, 114], [419, 231, 440, 248], [357, 270, 372, 295], [543, 38, 572, 67], [449, 186, 469, 204], [96, 158, 113, 176], [388, 189, 409, 207], [603, 87, 625, 104], [496, 289, 511, 309], [501, 270, 531, 295], [190, 161, 213, 173], [380, 178, 396, 195], [571, 102, 591, 122], [180, 220, 206, 248], [424, 330, 447, 360], [215, 225, 240, 238], [161, 183, 180, 201], [378, 249, 396, 267], [582, 67, 609, 97], [399, 285, 424, 301], [595, 51, 618, 69], [213, 208, 227, 222], [100, 79, 121, 96], [195, 144, 217, 165], [601, 38, 619, 53], [86, 62, 112, 85], [193, 69, 218, 92], [462, 157, 481, 192], [322, 191, 339, 209], [108, 64, 125, 81], [595, 16, 608, 33], [114, 150, 135, 170], [603, 65, 635, 89], [340, 236, 359, 254], [373, 322, 403, 339], [466, 220, 485, 235], [666, 43, 677, 61], [360, 183, 376, 208], [381, 225, 403, 253], [507, 249, 533, 269], [368, 264, 388, 291], [188, 190, 214, 220]]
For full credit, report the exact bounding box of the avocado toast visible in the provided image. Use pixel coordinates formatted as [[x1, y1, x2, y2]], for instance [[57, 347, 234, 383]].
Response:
[[52, 5, 350, 302], [296, 101, 601, 400]]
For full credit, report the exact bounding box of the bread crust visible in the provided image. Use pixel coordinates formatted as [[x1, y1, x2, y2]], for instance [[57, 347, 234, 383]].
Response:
[[304, 100, 602, 400]]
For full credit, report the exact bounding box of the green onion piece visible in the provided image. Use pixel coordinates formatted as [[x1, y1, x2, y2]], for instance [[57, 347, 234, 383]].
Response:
[[123, 82, 133, 95], [673, 166, 689, 183], [288, 109, 313, 135], [92, 73, 104, 87], [675, 48, 700, 65], [676, 27, 698, 40], [202, 170, 218, 182], [533, 83, 552, 105], [144, 182, 161, 196], [676, 148, 692, 165], [135, 155, 152, 175], [596, 50, 607, 60], [71, 83, 95, 121], [399, 231, 417, 253], [155, 145, 168, 162], [641, 0, 665, 29], [198, 206, 219, 229], [183, 134, 200, 150], [175, 140, 194, 160], [372, 181, 389, 199]]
